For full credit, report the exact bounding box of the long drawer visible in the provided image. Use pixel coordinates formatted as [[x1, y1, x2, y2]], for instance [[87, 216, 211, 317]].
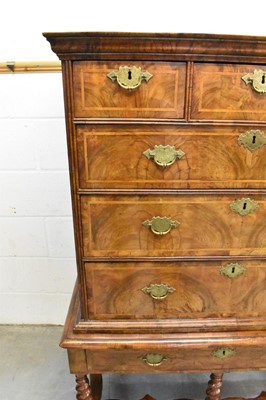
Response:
[[85, 338, 266, 373], [84, 261, 266, 321], [80, 194, 266, 257], [76, 124, 266, 189]]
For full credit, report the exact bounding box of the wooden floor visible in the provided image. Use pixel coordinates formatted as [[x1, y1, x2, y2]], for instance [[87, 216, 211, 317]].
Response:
[[1, 325, 266, 400]]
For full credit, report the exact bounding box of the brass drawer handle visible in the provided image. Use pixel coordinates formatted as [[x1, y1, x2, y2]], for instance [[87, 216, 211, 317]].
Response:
[[143, 145, 185, 167], [242, 69, 266, 94], [212, 347, 236, 359], [107, 65, 153, 91], [142, 283, 176, 300], [230, 198, 259, 216], [238, 129, 266, 152], [140, 353, 168, 366], [220, 263, 247, 279], [143, 216, 180, 235]]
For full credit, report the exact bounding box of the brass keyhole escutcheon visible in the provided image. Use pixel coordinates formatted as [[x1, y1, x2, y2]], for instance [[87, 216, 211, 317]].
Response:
[[242, 69, 266, 94], [107, 65, 153, 90], [238, 130, 266, 152], [212, 347, 236, 359], [230, 198, 259, 216], [220, 263, 247, 279]]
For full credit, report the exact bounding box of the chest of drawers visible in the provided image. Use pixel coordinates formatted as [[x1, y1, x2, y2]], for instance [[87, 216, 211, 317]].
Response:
[[43, 32, 266, 400]]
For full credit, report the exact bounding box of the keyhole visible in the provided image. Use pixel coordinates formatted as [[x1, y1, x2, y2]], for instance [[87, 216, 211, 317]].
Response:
[[262, 74, 265, 84], [252, 134, 257, 144], [243, 202, 247, 210], [223, 350, 226, 356], [128, 70, 132, 80], [231, 267, 235, 274]]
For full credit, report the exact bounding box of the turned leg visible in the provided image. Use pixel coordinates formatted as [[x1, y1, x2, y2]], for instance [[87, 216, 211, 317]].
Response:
[[206, 372, 224, 400], [90, 374, 102, 400], [75, 374, 94, 400]]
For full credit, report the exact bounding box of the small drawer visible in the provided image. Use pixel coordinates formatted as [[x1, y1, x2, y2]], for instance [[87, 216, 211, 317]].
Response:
[[85, 340, 266, 373], [191, 63, 266, 121], [81, 194, 266, 258], [73, 61, 186, 119], [84, 261, 266, 321], [76, 124, 266, 189]]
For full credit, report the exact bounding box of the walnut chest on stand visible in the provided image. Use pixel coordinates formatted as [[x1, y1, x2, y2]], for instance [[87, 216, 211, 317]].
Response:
[[43, 32, 266, 400]]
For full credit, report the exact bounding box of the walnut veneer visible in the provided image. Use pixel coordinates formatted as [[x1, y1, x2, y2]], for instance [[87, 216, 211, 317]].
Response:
[[43, 32, 266, 400], [76, 125, 266, 189]]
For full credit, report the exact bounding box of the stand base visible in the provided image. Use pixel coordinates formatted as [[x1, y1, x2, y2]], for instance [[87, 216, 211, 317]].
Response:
[[62, 284, 266, 400]]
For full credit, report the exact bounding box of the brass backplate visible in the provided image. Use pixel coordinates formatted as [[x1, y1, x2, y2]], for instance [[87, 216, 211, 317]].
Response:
[[107, 65, 153, 90], [220, 263, 247, 279], [238, 130, 266, 152], [143, 144, 185, 167], [142, 283, 176, 300], [230, 198, 259, 216], [242, 69, 266, 94], [143, 216, 180, 235]]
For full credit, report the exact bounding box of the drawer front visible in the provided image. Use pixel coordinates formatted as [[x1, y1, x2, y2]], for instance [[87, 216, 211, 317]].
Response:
[[81, 195, 266, 257], [86, 342, 266, 373], [191, 63, 266, 121], [84, 261, 266, 320], [73, 61, 186, 119], [76, 125, 266, 189]]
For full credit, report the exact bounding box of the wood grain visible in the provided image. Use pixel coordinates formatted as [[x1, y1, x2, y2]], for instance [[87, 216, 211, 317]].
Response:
[[73, 61, 186, 119], [76, 124, 266, 189], [62, 282, 266, 348], [61, 283, 266, 379], [45, 31, 266, 398], [84, 261, 266, 320], [75, 374, 93, 400], [191, 63, 266, 121], [80, 194, 266, 257], [206, 373, 223, 400], [85, 342, 266, 373], [43, 32, 266, 63], [90, 374, 102, 400]]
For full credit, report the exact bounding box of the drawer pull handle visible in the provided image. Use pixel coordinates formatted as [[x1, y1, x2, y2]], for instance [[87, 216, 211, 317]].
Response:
[[143, 144, 185, 167], [107, 65, 153, 91], [238, 130, 266, 152], [142, 283, 176, 300], [143, 216, 180, 235], [140, 353, 168, 366], [242, 69, 266, 94], [220, 263, 247, 278], [212, 347, 236, 359], [230, 198, 259, 216]]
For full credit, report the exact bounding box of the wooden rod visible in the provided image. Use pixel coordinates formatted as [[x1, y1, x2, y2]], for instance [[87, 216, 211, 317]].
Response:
[[0, 60, 61, 73]]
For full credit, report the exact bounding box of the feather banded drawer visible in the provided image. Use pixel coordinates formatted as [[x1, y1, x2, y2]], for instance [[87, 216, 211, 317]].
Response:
[[43, 32, 266, 400]]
